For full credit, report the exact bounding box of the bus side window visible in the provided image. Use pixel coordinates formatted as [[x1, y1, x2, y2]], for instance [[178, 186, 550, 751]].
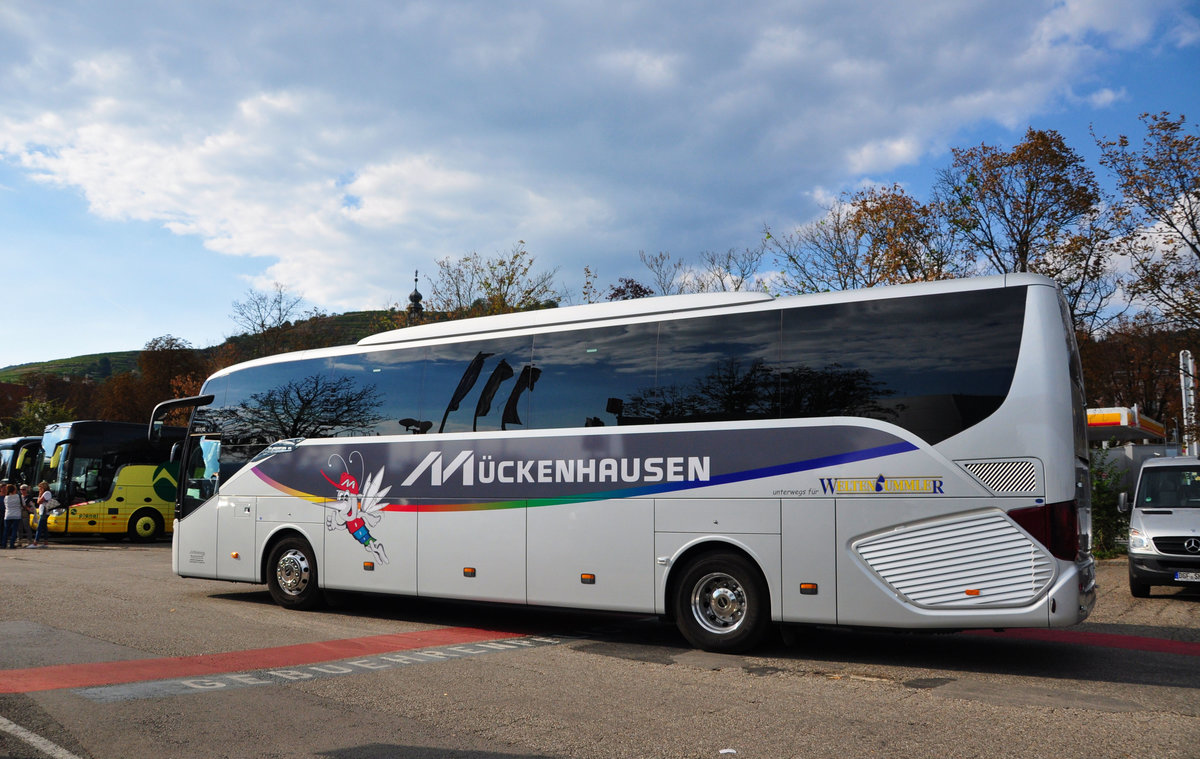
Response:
[[531, 323, 658, 429], [425, 337, 533, 433]]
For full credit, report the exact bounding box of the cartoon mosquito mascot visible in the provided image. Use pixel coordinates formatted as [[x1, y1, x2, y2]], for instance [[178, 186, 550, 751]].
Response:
[[321, 452, 392, 564]]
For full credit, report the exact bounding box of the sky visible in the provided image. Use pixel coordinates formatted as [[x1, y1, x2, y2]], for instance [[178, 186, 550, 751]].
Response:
[[1, 0, 1198, 368]]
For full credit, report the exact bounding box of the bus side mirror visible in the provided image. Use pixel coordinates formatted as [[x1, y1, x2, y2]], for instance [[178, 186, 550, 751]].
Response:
[[1117, 492, 1129, 513], [149, 394, 215, 443]]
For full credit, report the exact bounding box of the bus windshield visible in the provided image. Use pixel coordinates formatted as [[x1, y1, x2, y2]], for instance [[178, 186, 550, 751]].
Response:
[[38, 424, 114, 505], [38, 424, 74, 501]]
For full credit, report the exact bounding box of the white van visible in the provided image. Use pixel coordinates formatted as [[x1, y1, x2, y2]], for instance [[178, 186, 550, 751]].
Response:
[[1120, 456, 1200, 597]]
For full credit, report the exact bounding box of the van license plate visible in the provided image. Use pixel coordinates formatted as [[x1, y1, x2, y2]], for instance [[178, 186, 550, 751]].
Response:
[[1175, 572, 1200, 582]]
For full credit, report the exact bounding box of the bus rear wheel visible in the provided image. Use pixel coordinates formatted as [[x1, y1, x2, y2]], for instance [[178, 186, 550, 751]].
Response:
[[672, 551, 769, 653], [267, 536, 324, 611], [127, 509, 164, 542]]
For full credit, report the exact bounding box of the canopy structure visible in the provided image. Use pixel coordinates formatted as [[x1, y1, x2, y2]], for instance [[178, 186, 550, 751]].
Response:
[[1087, 406, 1167, 442]]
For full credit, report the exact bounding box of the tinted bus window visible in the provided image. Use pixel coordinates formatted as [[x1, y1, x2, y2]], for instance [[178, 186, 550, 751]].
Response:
[[531, 323, 659, 428], [213, 357, 337, 468], [333, 348, 427, 436], [654, 311, 780, 423], [425, 337, 534, 433], [780, 288, 1025, 443]]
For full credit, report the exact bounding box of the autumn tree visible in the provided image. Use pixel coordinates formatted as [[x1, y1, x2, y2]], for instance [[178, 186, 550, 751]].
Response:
[[20, 372, 94, 420], [1078, 312, 1189, 429], [849, 184, 966, 282], [607, 277, 654, 301], [767, 185, 964, 294], [935, 128, 1119, 332], [140, 335, 210, 413], [92, 372, 148, 422], [429, 243, 559, 317], [1097, 112, 1200, 328]]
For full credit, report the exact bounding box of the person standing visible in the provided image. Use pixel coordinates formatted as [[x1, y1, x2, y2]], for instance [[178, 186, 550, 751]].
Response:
[[17, 484, 35, 546], [29, 481, 52, 548], [2, 484, 21, 548]]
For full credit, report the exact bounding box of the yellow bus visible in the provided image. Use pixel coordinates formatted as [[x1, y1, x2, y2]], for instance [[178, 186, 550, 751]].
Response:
[[36, 420, 184, 542]]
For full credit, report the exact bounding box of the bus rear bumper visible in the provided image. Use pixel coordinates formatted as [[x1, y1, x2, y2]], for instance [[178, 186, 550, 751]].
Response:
[[1049, 557, 1096, 627]]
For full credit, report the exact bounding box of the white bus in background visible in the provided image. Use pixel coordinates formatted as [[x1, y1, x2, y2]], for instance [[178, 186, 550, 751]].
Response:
[[153, 273, 1096, 652]]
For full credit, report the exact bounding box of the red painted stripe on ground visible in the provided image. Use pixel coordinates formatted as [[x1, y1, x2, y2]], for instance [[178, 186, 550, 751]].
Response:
[[967, 628, 1200, 656], [0, 627, 526, 694]]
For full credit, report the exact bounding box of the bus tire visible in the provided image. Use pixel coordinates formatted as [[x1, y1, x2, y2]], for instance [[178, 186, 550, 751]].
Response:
[[128, 509, 164, 542], [267, 536, 324, 611], [672, 551, 769, 653]]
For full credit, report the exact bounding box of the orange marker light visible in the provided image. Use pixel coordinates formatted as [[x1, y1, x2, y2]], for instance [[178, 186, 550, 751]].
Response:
[[965, 589, 981, 596], [230, 551, 239, 559], [581, 573, 596, 585], [363, 562, 375, 571], [463, 567, 477, 577]]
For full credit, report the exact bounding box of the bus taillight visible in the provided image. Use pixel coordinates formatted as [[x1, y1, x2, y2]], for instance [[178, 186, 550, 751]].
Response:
[[1009, 501, 1081, 562]]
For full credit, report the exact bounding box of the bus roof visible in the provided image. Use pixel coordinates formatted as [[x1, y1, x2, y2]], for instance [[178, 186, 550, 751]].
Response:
[[358, 291, 773, 347], [208, 272, 1056, 379]]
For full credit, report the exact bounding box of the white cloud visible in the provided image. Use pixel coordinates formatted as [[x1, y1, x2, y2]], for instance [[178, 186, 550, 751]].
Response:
[[1087, 87, 1128, 108], [0, 0, 1194, 327], [596, 48, 682, 89]]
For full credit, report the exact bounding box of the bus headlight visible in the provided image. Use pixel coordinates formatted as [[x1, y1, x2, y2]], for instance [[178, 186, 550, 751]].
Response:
[[1128, 528, 1150, 550]]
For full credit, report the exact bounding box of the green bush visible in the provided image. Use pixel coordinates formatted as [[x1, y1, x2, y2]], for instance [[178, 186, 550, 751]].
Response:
[[1089, 446, 1128, 558]]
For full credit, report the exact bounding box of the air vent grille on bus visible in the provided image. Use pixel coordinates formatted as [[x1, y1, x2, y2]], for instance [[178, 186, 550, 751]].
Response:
[[961, 460, 1038, 494], [854, 512, 1055, 608]]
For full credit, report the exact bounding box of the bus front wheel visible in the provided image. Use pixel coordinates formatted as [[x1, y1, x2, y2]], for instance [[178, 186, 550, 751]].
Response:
[[672, 551, 769, 653], [267, 537, 324, 611], [127, 509, 164, 542]]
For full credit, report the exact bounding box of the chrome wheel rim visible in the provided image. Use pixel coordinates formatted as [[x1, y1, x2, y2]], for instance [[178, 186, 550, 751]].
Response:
[[276, 549, 311, 597], [690, 571, 747, 634]]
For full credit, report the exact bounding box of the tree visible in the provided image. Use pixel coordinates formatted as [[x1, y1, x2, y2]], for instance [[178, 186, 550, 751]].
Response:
[[766, 184, 964, 294], [639, 251, 693, 295], [935, 128, 1118, 332], [1078, 312, 1188, 426], [1097, 112, 1200, 328], [766, 202, 866, 294], [696, 246, 769, 292], [847, 184, 966, 283], [230, 282, 325, 357], [93, 372, 149, 422], [607, 277, 654, 301], [231, 282, 304, 336], [20, 372, 96, 421], [139, 335, 209, 416], [10, 398, 74, 436], [429, 244, 559, 317]]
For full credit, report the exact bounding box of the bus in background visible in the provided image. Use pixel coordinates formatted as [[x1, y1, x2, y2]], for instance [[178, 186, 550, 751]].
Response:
[[0, 436, 41, 486], [37, 420, 184, 542], [156, 273, 1095, 652]]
